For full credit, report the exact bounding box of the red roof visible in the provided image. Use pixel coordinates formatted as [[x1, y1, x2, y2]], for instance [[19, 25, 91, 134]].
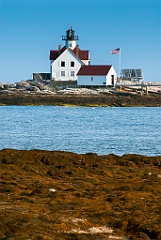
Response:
[[50, 50, 59, 60], [50, 46, 66, 60], [72, 47, 89, 60], [49, 46, 89, 61], [77, 65, 112, 76]]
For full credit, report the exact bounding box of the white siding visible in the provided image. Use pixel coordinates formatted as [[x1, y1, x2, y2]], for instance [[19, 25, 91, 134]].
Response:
[[106, 66, 117, 86], [77, 76, 107, 86], [65, 40, 77, 50], [77, 66, 117, 86], [82, 59, 90, 65], [51, 49, 83, 81]]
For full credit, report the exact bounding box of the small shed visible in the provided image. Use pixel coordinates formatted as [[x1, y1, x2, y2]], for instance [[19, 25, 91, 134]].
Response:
[[77, 65, 117, 87]]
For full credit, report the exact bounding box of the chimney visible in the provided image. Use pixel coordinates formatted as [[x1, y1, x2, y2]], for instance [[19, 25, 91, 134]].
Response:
[[58, 45, 61, 54], [76, 45, 79, 57]]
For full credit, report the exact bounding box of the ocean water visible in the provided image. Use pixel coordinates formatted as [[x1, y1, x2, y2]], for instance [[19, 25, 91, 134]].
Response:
[[0, 106, 161, 156]]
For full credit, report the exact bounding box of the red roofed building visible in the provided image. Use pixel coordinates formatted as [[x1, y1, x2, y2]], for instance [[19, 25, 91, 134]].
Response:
[[49, 27, 117, 85], [49, 27, 90, 81], [77, 65, 117, 86]]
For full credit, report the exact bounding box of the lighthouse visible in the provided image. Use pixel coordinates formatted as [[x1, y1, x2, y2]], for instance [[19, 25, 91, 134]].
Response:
[[49, 27, 90, 81], [62, 27, 79, 50]]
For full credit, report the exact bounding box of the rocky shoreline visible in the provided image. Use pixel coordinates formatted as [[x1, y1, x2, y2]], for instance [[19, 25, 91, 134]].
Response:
[[0, 90, 161, 107], [0, 79, 161, 107], [0, 149, 161, 239]]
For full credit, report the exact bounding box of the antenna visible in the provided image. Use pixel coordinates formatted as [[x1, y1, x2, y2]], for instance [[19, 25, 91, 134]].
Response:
[[68, 22, 72, 29]]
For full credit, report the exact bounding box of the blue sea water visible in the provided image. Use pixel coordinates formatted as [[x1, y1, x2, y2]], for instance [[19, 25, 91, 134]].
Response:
[[0, 106, 161, 156]]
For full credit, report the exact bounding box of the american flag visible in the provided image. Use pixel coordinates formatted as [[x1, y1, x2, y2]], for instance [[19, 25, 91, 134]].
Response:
[[111, 48, 120, 54]]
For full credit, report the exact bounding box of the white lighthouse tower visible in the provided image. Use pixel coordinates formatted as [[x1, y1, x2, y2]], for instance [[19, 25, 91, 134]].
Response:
[[62, 27, 79, 50]]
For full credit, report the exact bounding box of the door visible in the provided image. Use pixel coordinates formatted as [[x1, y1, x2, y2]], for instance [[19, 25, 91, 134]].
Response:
[[111, 75, 114, 85]]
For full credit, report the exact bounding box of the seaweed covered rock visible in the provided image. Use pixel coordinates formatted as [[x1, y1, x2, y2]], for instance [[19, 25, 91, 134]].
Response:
[[0, 149, 161, 239]]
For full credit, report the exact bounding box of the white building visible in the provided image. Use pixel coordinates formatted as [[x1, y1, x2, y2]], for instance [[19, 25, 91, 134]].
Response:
[[120, 69, 144, 82], [77, 65, 117, 87], [49, 28, 90, 81], [49, 27, 117, 86]]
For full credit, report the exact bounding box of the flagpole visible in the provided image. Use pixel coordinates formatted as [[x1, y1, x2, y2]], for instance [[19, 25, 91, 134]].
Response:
[[118, 48, 121, 79], [111, 48, 121, 79]]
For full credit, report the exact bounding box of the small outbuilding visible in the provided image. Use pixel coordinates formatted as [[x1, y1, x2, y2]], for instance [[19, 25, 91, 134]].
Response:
[[77, 65, 117, 87]]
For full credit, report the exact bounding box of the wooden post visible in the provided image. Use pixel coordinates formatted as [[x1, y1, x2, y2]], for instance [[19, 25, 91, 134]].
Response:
[[141, 86, 143, 95]]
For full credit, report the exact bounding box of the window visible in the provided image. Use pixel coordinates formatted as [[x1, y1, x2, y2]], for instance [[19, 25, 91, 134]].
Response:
[[61, 61, 65, 67], [69, 43, 72, 48], [71, 61, 74, 67], [91, 77, 93, 81], [71, 71, 75, 77], [61, 71, 65, 77]]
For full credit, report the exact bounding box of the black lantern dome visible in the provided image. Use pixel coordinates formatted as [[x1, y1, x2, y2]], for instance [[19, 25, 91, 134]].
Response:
[[62, 27, 79, 41]]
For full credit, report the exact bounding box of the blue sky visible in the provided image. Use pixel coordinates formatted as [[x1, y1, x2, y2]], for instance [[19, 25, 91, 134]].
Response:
[[0, 0, 161, 83]]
